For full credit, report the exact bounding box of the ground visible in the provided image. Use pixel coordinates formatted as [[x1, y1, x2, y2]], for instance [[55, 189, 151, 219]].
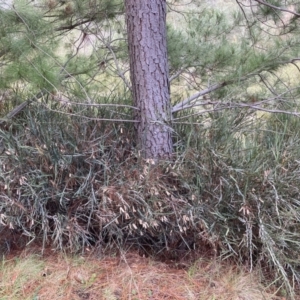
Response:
[[0, 245, 285, 300]]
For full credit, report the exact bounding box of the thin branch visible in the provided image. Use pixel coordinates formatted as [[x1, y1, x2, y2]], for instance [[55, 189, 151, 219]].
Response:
[[258, 74, 277, 96], [290, 61, 300, 73], [173, 55, 300, 113], [55, 18, 96, 32], [233, 101, 300, 116], [9, 5, 95, 104], [93, 20, 132, 91], [169, 69, 185, 82], [173, 99, 300, 121], [253, 0, 300, 17], [0, 90, 48, 125], [44, 106, 138, 123], [172, 83, 225, 113], [105, 42, 132, 91], [52, 97, 139, 110], [235, 0, 257, 42]]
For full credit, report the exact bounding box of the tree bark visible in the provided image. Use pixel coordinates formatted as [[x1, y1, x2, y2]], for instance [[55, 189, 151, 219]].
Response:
[[125, 0, 172, 159]]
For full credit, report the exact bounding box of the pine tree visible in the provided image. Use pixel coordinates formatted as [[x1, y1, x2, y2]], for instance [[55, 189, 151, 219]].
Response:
[[125, 0, 172, 158], [0, 0, 300, 158]]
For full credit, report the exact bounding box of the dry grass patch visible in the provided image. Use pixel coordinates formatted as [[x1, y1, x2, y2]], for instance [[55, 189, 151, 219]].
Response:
[[0, 250, 282, 300]]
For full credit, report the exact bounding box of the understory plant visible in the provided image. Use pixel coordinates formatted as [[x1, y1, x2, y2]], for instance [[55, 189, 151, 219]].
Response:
[[0, 99, 299, 297]]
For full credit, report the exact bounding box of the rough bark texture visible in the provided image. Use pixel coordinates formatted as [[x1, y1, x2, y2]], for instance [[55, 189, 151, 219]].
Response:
[[125, 0, 172, 159]]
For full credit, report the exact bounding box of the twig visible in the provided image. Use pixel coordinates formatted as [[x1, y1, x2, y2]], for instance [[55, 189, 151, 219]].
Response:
[[52, 98, 139, 110], [172, 56, 300, 113], [44, 106, 139, 122], [172, 83, 225, 113], [0, 90, 48, 125], [106, 42, 132, 91], [173, 99, 300, 121], [100, 20, 132, 91], [169, 68, 184, 82], [253, 0, 300, 17]]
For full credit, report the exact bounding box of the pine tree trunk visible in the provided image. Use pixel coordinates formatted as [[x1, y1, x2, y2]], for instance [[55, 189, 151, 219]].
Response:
[[125, 0, 172, 159]]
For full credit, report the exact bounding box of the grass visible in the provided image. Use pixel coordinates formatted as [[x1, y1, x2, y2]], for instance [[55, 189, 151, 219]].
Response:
[[1, 100, 300, 298], [0, 249, 282, 300]]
